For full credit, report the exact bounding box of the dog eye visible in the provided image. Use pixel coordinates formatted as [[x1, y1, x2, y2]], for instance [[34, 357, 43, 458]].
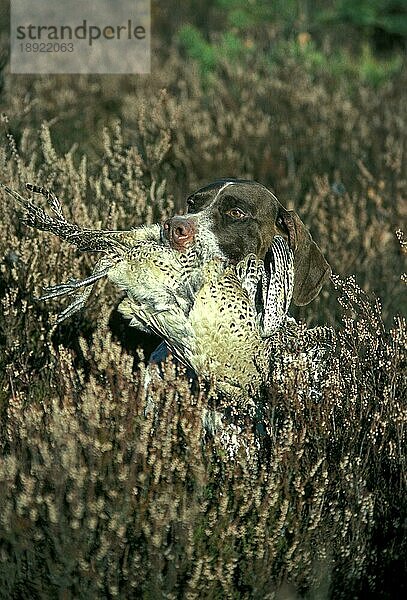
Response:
[[226, 208, 246, 219]]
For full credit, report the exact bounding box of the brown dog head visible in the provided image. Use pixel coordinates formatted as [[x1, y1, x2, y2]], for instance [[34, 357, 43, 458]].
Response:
[[164, 179, 331, 306]]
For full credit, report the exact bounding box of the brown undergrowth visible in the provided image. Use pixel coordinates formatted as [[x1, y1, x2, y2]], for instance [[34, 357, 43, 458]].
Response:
[[0, 48, 406, 598], [0, 266, 405, 598]]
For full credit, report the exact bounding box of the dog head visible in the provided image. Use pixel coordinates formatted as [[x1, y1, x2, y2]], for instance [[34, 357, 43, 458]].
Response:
[[163, 179, 331, 305]]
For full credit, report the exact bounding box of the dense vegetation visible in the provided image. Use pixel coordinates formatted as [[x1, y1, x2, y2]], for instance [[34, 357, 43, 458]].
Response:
[[0, 1, 405, 598]]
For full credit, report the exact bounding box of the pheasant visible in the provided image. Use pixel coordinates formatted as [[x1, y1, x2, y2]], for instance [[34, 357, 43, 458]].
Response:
[[2, 183, 331, 403]]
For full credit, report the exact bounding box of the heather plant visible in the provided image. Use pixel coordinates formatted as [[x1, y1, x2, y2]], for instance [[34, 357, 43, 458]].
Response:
[[0, 265, 405, 598], [0, 111, 405, 599], [0, 8, 406, 597]]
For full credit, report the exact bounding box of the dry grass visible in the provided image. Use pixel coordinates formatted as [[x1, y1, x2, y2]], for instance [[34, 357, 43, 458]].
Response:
[[0, 43, 406, 598]]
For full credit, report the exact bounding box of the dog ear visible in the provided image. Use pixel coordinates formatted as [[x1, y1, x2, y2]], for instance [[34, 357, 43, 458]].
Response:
[[277, 208, 331, 306]]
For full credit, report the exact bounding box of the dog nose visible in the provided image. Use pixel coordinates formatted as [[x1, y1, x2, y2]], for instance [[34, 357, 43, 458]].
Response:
[[164, 216, 195, 250]]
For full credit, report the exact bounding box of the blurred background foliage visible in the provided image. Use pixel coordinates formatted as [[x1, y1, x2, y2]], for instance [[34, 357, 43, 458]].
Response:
[[172, 0, 406, 84]]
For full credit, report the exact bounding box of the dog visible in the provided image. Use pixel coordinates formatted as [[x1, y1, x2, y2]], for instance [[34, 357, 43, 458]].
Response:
[[162, 178, 331, 307], [147, 179, 333, 449], [150, 178, 331, 372]]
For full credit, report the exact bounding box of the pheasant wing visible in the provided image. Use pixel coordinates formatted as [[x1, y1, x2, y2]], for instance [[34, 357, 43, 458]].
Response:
[[262, 236, 294, 336]]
